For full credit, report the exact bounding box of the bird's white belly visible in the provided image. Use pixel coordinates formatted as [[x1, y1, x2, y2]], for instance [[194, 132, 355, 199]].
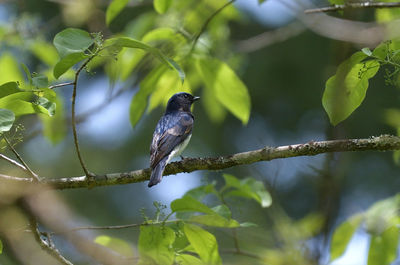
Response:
[[166, 134, 192, 164]]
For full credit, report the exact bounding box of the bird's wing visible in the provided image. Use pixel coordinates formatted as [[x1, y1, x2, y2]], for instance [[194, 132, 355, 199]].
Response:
[[150, 112, 193, 168]]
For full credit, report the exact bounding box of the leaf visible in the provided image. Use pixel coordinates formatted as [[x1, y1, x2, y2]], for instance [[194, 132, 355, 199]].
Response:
[[130, 66, 167, 127], [0, 238, 2, 254], [0, 82, 20, 98], [240, 222, 258, 228], [40, 95, 66, 144], [171, 196, 215, 215], [211, 205, 231, 219], [94, 235, 134, 258], [106, 0, 129, 26], [32, 74, 48, 88], [53, 52, 89, 79], [196, 57, 251, 124], [258, 0, 268, 3], [53, 28, 94, 58], [365, 194, 400, 235], [30, 39, 59, 66], [138, 225, 175, 265], [367, 226, 399, 265], [0, 109, 15, 132], [188, 214, 240, 228], [37, 97, 56, 116], [330, 214, 363, 261], [223, 175, 272, 208], [175, 254, 203, 265], [361, 48, 372, 56], [154, 0, 173, 14], [106, 37, 185, 82], [0, 92, 51, 116], [21, 63, 32, 85], [184, 223, 222, 265], [184, 182, 217, 201], [0, 53, 24, 85], [322, 52, 380, 126]]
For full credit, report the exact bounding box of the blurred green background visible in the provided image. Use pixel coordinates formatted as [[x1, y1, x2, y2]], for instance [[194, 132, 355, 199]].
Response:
[[1, 0, 400, 264]]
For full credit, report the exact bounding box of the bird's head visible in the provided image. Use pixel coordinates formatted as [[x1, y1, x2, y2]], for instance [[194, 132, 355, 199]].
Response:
[[166, 92, 200, 113]]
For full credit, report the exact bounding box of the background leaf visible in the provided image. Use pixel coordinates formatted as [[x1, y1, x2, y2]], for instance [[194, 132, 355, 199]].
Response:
[[0, 109, 15, 132], [196, 57, 251, 124], [94, 235, 134, 258], [367, 226, 399, 265], [153, 0, 172, 14], [183, 223, 222, 265], [138, 225, 175, 265], [40, 95, 66, 144], [106, 0, 130, 26], [322, 52, 380, 125]]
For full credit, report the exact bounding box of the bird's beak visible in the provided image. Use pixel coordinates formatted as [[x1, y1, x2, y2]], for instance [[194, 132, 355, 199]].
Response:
[[193, 96, 200, 102]]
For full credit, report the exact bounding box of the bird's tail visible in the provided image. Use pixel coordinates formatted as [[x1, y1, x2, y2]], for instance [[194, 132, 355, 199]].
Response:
[[148, 157, 168, 187]]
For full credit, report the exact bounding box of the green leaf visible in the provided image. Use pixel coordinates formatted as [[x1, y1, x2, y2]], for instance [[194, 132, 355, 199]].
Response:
[[106, 0, 129, 26], [106, 37, 185, 82], [32, 74, 48, 88], [0, 53, 24, 85], [0, 82, 20, 98], [40, 95, 66, 144], [0, 109, 15, 132], [368, 226, 399, 265], [240, 222, 258, 228], [196, 58, 251, 124], [30, 39, 59, 66], [184, 182, 217, 201], [184, 223, 222, 265], [365, 194, 400, 235], [53, 28, 94, 58], [330, 214, 363, 261], [154, 0, 173, 14], [21, 63, 32, 85], [0, 92, 51, 116], [53, 52, 89, 79], [130, 66, 167, 127], [0, 238, 2, 254], [223, 175, 272, 208], [361, 48, 372, 56], [141, 28, 177, 44], [138, 225, 175, 265], [188, 214, 240, 228], [37, 97, 56, 116], [258, 0, 267, 3], [211, 205, 231, 219], [322, 52, 380, 126], [94, 235, 133, 258], [175, 254, 203, 265], [171, 196, 215, 215]]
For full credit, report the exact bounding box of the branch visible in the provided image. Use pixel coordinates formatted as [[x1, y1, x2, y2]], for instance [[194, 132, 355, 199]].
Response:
[[190, 0, 236, 52], [305, 2, 400, 14], [71, 56, 97, 178], [0, 153, 27, 172], [49, 82, 74, 89], [3, 135, 40, 181], [0, 135, 396, 190]]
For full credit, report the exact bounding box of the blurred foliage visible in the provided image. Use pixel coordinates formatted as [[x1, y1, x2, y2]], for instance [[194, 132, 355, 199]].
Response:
[[1, 0, 400, 264]]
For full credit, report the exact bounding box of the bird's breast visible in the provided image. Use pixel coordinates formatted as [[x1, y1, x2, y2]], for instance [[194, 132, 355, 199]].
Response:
[[166, 134, 192, 164]]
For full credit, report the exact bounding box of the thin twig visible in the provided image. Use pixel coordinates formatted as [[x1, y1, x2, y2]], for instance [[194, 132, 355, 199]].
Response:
[[49, 82, 74, 89], [304, 2, 400, 14], [71, 56, 97, 178], [190, 0, 236, 53], [28, 215, 73, 265], [0, 153, 27, 171], [1, 135, 400, 189], [3, 135, 40, 181]]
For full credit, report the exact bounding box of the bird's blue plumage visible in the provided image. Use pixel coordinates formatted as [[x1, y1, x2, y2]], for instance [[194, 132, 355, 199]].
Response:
[[148, 93, 199, 187]]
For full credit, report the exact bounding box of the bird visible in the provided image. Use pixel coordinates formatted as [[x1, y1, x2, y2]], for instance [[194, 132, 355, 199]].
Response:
[[148, 92, 200, 187]]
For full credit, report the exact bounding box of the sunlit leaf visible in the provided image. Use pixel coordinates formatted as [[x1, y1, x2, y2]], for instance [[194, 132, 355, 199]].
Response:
[[322, 52, 380, 126], [53, 52, 89, 79], [0, 53, 24, 85], [196, 57, 251, 124], [94, 235, 134, 258], [175, 254, 203, 265], [32, 74, 48, 88], [130, 66, 167, 127], [138, 225, 175, 265], [361, 48, 372, 56], [106, 0, 129, 26], [53, 28, 93, 58], [0, 92, 51, 116], [154, 0, 172, 14], [0, 108, 15, 132], [171, 196, 215, 215], [184, 223, 222, 265], [365, 194, 400, 235], [0, 82, 20, 98], [376, 8, 400, 23], [40, 95, 66, 144], [188, 214, 240, 228], [30, 40, 59, 66], [368, 226, 399, 265], [142, 27, 176, 44], [184, 182, 217, 201], [202, 83, 227, 123], [330, 214, 363, 261], [106, 37, 185, 82]]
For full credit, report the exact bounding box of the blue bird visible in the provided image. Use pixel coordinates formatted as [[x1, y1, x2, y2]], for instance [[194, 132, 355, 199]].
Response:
[[148, 92, 200, 187]]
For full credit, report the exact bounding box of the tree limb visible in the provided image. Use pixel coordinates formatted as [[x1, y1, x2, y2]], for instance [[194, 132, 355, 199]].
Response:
[[305, 2, 400, 14], [1, 135, 399, 190]]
